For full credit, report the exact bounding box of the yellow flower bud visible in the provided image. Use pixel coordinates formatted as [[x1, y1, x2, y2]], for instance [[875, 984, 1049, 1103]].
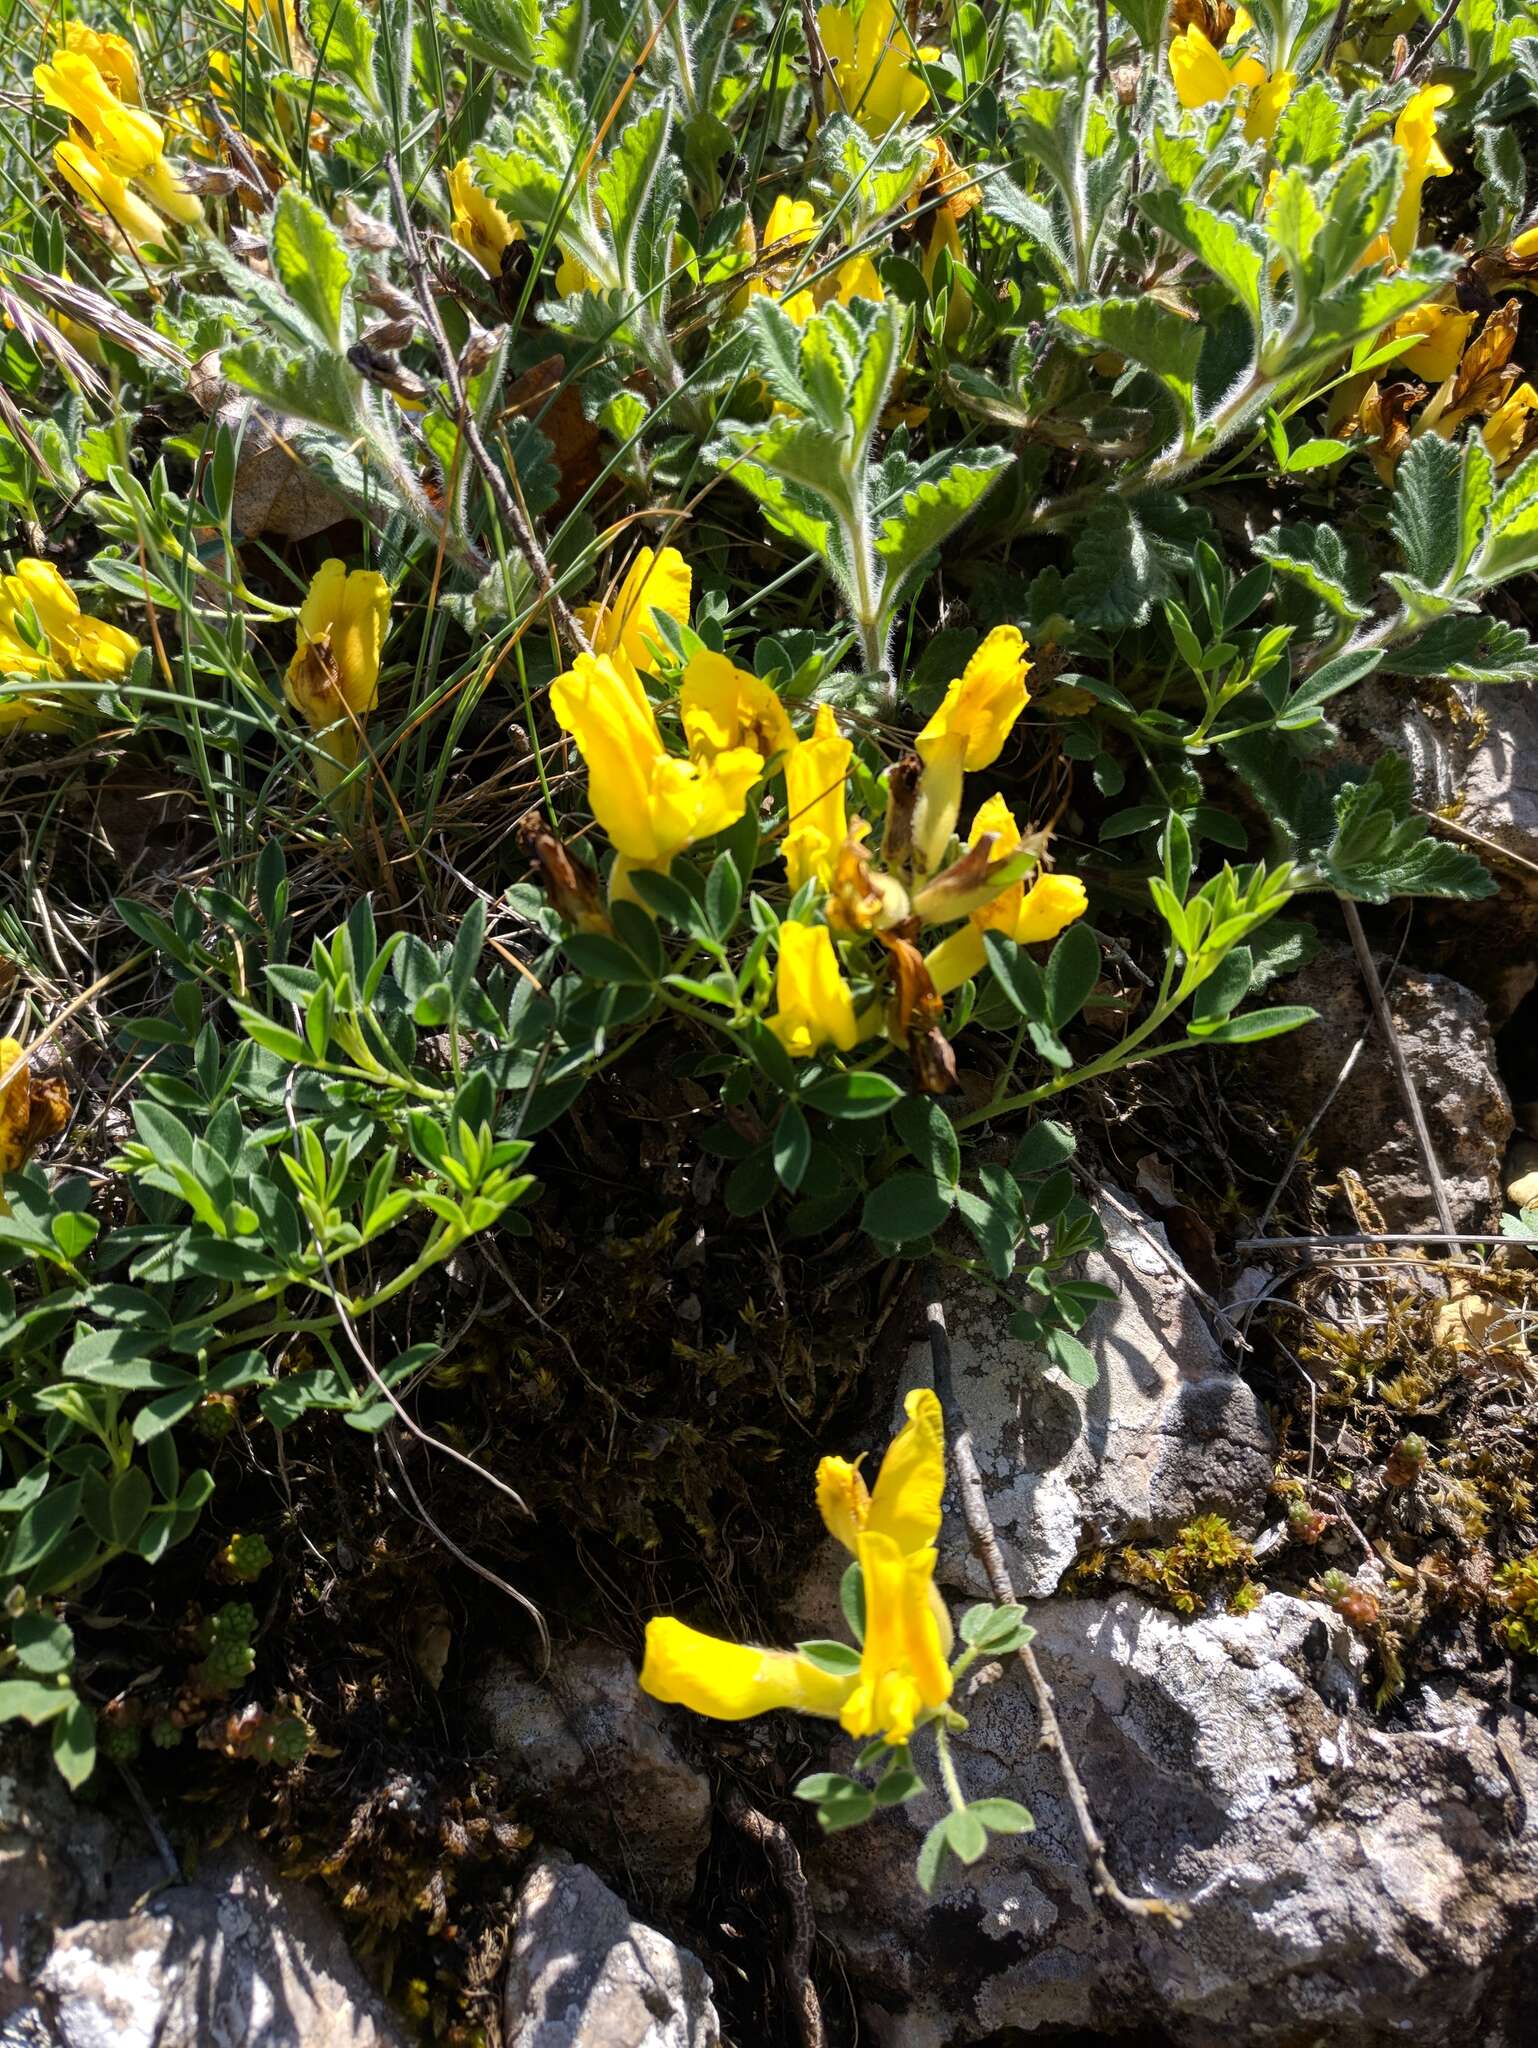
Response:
[[448, 159, 521, 278]]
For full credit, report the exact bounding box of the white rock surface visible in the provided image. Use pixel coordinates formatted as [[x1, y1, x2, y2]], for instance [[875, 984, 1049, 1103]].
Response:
[[3, 1845, 407, 2048], [503, 1855, 720, 2048], [902, 1203, 1272, 1601], [809, 1590, 1537, 2046]]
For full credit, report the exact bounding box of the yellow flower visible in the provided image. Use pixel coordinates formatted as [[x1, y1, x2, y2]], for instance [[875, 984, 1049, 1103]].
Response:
[[1390, 301, 1475, 384], [576, 545, 692, 683], [842, 1530, 951, 1744], [817, 0, 938, 137], [1509, 225, 1538, 262], [782, 703, 852, 891], [641, 1388, 953, 1747], [640, 1619, 858, 1722], [285, 561, 390, 785], [1482, 381, 1538, 467], [550, 652, 761, 868], [817, 1387, 945, 1555], [0, 559, 139, 689], [37, 51, 202, 229], [448, 159, 520, 278], [555, 248, 601, 296], [767, 920, 859, 1057], [62, 24, 142, 103], [824, 251, 885, 308], [679, 649, 795, 769], [54, 139, 169, 251], [921, 860, 1089, 995], [910, 627, 1032, 874], [1389, 83, 1454, 265], [1168, 25, 1291, 144], [0, 1037, 70, 1197]]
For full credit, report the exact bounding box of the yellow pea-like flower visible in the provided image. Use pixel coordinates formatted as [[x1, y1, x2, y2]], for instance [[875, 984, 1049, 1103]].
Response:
[[782, 704, 852, 892], [1168, 25, 1291, 145], [62, 24, 142, 104], [766, 920, 859, 1057], [0, 559, 140, 697], [576, 545, 692, 684], [641, 1387, 954, 1748], [550, 651, 761, 869], [53, 138, 170, 252], [817, 0, 938, 137], [1483, 381, 1538, 468], [1390, 302, 1475, 384], [1389, 84, 1455, 265], [679, 649, 796, 770], [0, 1038, 71, 1202], [448, 159, 521, 278], [911, 627, 1032, 874], [285, 561, 391, 786], [640, 1618, 859, 1723]]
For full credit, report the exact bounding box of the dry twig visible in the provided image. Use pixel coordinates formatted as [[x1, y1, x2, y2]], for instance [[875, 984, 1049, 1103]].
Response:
[[923, 1287, 1186, 1922], [721, 1784, 825, 2048]]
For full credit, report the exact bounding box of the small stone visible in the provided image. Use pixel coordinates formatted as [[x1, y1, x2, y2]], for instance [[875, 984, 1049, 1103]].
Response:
[[473, 1639, 710, 1901], [503, 1855, 720, 2048]]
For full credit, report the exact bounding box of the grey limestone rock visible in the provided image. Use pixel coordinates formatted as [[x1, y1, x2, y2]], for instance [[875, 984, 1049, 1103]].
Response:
[[810, 1590, 1538, 2047], [3, 1843, 408, 2048], [503, 1855, 720, 2048], [472, 1637, 711, 1902]]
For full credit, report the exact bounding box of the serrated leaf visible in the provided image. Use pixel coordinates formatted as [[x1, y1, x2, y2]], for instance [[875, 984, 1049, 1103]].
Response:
[[270, 187, 351, 352], [222, 340, 359, 435], [873, 452, 1012, 608], [1391, 434, 1465, 592], [1139, 194, 1263, 319], [1475, 444, 1538, 588], [1054, 296, 1203, 423], [598, 101, 674, 292], [1252, 521, 1371, 621]]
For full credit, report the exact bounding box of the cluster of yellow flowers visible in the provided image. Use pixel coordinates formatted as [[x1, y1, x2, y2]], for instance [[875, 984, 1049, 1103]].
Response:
[[35, 26, 202, 256], [0, 559, 141, 722], [642, 1388, 953, 1745], [547, 547, 1085, 1075]]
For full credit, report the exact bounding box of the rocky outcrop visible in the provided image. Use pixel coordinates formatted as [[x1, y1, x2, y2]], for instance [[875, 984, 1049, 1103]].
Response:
[[1247, 942, 1513, 1231], [503, 1855, 720, 2048], [472, 1638, 711, 1902], [0, 1836, 408, 2048], [809, 1590, 1538, 2047]]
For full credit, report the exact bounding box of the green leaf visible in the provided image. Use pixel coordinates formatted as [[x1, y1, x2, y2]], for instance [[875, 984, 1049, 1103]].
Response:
[[1276, 646, 1382, 731], [860, 1172, 955, 1245], [270, 187, 352, 351], [917, 1816, 952, 1894], [442, 0, 542, 77], [945, 1807, 989, 1863], [1188, 1004, 1317, 1044], [222, 340, 360, 435], [3, 1482, 83, 1575], [13, 1612, 74, 1675], [1045, 922, 1099, 1029], [1475, 444, 1538, 588], [0, 1678, 72, 1726], [840, 1560, 865, 1643], [1252, 521, 1370, 620], [893, 1098, 960, 1188], [1054, 296, 1204, 423], [967, 1796, 1034, 1835], [598, 101, 674, 291], [795, 1639, 862, 1675], [1391, 433, 1465, 592], [1273, 79, 1346, 171], [772, 1104, 812, 1192], [1138, 195, 1263, 319], [1011, 1119, 1076, 1178], [873, 1763, 924, 1806], [51, 1696, 96, 1789], [1044, 1326, 1099, 1387], [874, 452, 1013, 609], [1384, 613, 1538, 685], [561, 932, 653, 985], [725, 1145, 778, 1216], [799, 1072, 903, 1119], [313, 0, 381, 102]]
